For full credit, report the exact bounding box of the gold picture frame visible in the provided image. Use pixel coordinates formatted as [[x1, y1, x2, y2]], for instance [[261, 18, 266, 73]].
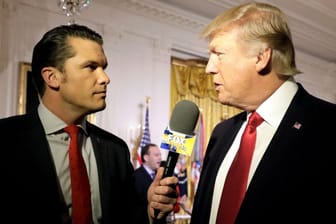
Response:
[[17, 62, 33, 115], [17, 62, 96, 123]]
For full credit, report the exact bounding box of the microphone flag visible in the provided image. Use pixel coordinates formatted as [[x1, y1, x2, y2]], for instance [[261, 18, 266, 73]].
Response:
[[160, 128, 196, 156]]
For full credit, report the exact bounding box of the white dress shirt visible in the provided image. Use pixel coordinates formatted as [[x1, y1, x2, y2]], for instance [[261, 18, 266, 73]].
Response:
[[209, 79, 298, 223]]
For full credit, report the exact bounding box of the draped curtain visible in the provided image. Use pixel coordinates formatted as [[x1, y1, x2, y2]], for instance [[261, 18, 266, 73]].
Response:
[[170, 58, 241, 149], [170, 58, 241, 222]]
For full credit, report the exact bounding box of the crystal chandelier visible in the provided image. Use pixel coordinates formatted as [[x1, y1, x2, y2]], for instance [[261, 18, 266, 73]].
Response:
[[57, 0, 91, 24]]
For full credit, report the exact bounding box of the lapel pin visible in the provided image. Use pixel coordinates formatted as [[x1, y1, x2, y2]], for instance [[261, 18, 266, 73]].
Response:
[[292, 122, 302, 130]]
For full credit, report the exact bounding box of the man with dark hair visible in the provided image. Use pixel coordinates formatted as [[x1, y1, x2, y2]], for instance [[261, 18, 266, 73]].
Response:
[[133, 143, 162, 224], [0, 24, 177, 224]]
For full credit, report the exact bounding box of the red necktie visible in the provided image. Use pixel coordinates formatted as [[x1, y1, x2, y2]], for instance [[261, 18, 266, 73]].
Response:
[[64, 125, 93, 224], [216, 112, 263, 224]]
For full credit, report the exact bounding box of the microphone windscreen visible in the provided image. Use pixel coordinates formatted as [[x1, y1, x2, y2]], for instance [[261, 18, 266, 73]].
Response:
[[169, 100, 200, 135]]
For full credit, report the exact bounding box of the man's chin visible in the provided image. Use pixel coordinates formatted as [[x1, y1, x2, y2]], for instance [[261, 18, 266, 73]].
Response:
[[91, 104, 106, 113], [85, 107, 105, 119]]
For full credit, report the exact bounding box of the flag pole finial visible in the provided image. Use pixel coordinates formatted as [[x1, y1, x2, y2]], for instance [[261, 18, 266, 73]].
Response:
[[146, 96, 151, 104]]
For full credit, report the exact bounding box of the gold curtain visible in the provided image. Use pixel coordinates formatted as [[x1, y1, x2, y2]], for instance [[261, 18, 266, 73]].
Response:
[[170, 58, 241, 146], [171, 58, 241, 223]]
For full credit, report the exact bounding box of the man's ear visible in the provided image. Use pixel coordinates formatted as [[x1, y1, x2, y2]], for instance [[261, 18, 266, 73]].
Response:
[[256, 48, 272, 74], [41, 67, 60, 88], [143, 154, 149, 163]]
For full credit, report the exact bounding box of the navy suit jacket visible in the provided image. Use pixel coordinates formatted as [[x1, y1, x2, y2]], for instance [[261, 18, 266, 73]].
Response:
[[190, 84, 336, 224], [132, 165, 154, 224], [0, 110, 142, 224]]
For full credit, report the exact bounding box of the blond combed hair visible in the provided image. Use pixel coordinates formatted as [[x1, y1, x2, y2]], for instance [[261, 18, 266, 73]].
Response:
[[202, 2, 301, 76]]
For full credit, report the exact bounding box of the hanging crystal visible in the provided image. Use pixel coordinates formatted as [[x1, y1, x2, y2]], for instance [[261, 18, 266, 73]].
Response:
[[57, 0, 91, 24]]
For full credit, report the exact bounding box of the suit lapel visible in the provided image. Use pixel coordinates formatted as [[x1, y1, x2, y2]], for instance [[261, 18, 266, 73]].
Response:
[[192, 112, 246, 224], [241, 85, 310, 214], [16, 112, 67, 221], [250, 84, 308, 182]]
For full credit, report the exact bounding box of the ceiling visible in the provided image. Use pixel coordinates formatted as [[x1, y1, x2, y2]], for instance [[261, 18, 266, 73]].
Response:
[[156, 0, 336, 63], [96, 0, 336, 63]]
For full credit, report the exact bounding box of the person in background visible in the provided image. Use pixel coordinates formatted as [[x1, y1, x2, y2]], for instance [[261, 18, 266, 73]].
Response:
[[0, 24, 177, 224], [173, 156, 193, 218], [175, 155, 188, 198], [190, 2, 336, 224], [133, 143, 162, 224]]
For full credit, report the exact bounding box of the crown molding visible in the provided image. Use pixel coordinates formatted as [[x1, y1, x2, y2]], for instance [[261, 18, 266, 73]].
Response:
[[106, 0, 209, 33]]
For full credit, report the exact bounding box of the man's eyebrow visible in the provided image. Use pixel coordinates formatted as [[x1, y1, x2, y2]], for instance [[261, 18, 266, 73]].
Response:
[[84, 60, 108, 69]]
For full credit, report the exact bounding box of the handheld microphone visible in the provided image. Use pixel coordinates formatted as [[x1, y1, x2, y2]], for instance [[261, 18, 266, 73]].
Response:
[[154, 99, 200, 219]]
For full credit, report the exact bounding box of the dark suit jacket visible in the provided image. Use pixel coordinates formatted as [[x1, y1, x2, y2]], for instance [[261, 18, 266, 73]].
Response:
[[190, 84, 336, 224], [0, 110, 142, 224], [132, 165, 154, 224]]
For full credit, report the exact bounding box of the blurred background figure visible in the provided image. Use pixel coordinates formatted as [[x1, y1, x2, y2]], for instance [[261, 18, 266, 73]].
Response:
[[175, 155, 188, 199], [132, 143, 162, 224], [174, 155, 194, 223]]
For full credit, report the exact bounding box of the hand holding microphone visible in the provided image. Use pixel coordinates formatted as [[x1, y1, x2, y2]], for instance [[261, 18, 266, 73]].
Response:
[[147, 166, 179, 221], [152, 100, 200, 220]]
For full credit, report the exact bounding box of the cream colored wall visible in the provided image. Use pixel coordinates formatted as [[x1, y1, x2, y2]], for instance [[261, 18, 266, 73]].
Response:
[[0, 0, 335, 154]]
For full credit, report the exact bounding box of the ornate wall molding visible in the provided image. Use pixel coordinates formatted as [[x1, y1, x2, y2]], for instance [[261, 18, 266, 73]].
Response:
[[113, 0, 336, 62], [106, 0, 209, 33]]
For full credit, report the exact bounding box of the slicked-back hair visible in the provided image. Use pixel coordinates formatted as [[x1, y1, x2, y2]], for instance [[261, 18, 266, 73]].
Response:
[[31, 24, 103, 96]]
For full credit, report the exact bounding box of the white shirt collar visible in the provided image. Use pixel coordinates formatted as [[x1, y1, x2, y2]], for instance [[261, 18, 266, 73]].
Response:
[[256, 78, 298, 128], [38, 102, 87, 135], [143, 164, 156, 176]]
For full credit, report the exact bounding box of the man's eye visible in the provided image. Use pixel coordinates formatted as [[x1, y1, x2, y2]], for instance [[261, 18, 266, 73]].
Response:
[[87, 64, 97, 70], [215, 52, 226, 61]]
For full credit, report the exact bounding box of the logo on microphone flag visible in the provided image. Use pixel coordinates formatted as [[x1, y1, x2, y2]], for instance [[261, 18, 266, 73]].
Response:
[[160, 128, 196, 156]]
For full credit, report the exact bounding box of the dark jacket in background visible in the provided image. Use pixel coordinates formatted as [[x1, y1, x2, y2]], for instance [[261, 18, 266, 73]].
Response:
[[132, 165, 154, 224]]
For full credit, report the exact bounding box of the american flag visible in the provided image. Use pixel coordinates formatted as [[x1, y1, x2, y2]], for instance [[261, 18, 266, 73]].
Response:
[[135, 104, 151, 168], [140, 105, 151, 148]]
